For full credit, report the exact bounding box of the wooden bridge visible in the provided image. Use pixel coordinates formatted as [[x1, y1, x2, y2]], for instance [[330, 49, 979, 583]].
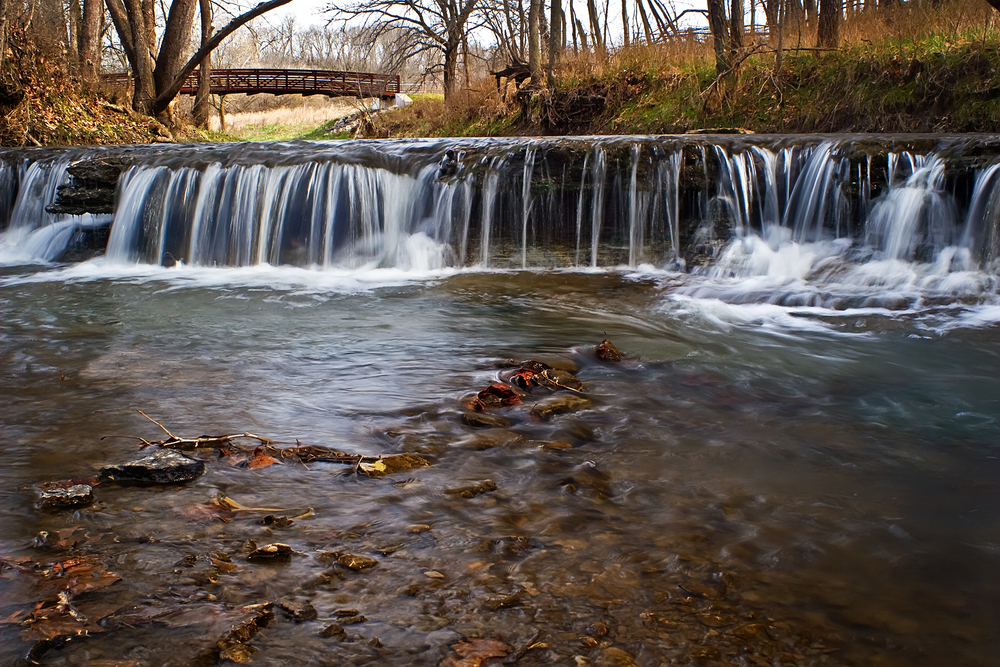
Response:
[[102, 69, 401, 99]]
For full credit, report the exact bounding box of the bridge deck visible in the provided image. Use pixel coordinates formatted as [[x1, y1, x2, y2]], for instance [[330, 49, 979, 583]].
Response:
[[102, 69, 401, 99]]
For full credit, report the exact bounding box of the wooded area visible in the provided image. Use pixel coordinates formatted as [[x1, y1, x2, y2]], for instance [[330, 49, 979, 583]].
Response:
[[0, 0, 997, 128]]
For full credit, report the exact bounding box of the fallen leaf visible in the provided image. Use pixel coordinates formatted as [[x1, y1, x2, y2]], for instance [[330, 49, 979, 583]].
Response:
[[247, 447, 281, 470], [444, 638, 510, 667]]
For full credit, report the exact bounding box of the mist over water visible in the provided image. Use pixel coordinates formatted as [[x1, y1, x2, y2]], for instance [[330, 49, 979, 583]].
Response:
[[0, 136, 998, 666]]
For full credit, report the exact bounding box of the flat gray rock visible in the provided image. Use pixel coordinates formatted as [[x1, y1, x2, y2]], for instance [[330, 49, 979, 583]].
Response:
[[36, 483, 94, 510], [99, 449, 205, 484]]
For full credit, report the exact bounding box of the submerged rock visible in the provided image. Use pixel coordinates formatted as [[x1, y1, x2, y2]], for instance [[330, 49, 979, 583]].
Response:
[[530, 394, 592, 420], [98, 449, 205, 484], [277, 596, 318, 622], [457, 428, 526, 450], [319, 551, 379, 571], [461, 411, 511, 428], [247, 543, 294, 561], [444, 480, 497, 498], [359, 453, 430, 477], [35, 483, 94, 511]]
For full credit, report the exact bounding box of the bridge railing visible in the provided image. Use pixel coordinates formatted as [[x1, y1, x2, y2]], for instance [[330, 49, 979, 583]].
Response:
[[101, 69, 401, 99]]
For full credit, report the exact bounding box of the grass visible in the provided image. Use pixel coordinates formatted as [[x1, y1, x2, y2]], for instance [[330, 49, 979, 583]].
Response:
[[359, 0, 1000, 138]]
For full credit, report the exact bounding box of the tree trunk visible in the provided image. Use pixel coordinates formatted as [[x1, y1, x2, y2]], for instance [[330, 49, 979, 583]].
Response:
[[586, 0, 605, 54], [730, 0, 744, 55], [69, 0, 82, 67], [443, 39, 460, 98], [548, 0, 561, 87], [707, 0, 730, 76], [192, 0, 212, 128], [123, 0, 156, 112], [155, 0, 198, 99], [80, 0, 102, 81], [817, 0, 840, 48], [528, 0, 542, 86], [635, 0, 655, 44], [621, 0, 630, 46]]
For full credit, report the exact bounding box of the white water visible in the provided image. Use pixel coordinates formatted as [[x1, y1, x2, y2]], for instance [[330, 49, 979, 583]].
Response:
[[1, 136, 998, 328]]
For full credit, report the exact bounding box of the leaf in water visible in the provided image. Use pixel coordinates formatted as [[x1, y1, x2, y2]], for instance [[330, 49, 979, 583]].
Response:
[[247, 447, 281, 470], [474, 383, 523, 410], [444, 638, 510, 667], [358, 460, 386, 475], [184, 502, 233, 523]]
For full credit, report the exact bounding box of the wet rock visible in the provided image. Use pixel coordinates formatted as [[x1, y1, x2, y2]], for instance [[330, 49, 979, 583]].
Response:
[[457, 428, 525, 450], [733, 622, 771, 640], [319, 622, 346, 639], [466, 383, 523, 411], [261, 514, 294, 527], [595, 647, 638, 667], [52, 223, 113, 262], [686, 646, 721, 663], [539, 368, 584, 392], [277, 596, 318, 622], [462, 411, 511, 428], [334, 608, 361, 617], [46, 157, 129, 216], [319, 551, 378, 571], [481, 535, 539, 558], [98, 449, 205, 484], [485, 589, 524, 610], [596, 337, 623, 362], [539, 439, 574, 450], [530, 395, 592, 420], [35, 483, 94, 511], [557, 462, 613, 499], [247, 543, 293, 561], [338, 614, 367, 625], [360, 453, 430, 477], [586, 621, 610, 637], [444, 480, 497, 498]]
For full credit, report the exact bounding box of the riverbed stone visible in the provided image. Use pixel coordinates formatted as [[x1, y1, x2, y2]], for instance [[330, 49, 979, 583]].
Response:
[[277, 596, 318, 622], [595, 647, 638, 667], [461, 411, 511, 428], [457, 428, 526, 450], [98, 449, 205, 484], [36, 483, 94, 510], [530, 394, 592, 420]]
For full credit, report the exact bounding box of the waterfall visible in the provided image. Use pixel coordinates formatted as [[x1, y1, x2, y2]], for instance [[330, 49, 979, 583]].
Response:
[[0, 136, 998, 287]]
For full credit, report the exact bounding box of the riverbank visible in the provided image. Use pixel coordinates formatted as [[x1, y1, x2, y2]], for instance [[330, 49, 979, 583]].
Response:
[[361, 6, 1000, 138]]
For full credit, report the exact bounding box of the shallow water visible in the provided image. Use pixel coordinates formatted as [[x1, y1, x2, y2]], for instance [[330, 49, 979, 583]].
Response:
[[1, 263, 998, 666]]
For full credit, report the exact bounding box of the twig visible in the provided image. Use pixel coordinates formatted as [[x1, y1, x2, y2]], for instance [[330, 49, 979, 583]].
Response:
[[136, 409, 178, 439]]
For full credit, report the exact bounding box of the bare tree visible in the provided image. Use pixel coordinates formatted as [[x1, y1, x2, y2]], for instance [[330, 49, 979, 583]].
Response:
[[327, 0, 483, 99]]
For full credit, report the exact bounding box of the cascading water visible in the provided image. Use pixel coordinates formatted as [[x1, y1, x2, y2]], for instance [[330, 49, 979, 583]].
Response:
[[0, 135, 998, 310]]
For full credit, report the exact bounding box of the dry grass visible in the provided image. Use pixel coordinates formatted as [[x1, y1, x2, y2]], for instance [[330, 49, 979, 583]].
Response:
[[841, 0, 995, 45], [210, 98, 367, 136]]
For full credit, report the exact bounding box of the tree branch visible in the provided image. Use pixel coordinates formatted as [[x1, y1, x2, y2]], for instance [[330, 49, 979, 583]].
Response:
[[152, 0, 295, 114]]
